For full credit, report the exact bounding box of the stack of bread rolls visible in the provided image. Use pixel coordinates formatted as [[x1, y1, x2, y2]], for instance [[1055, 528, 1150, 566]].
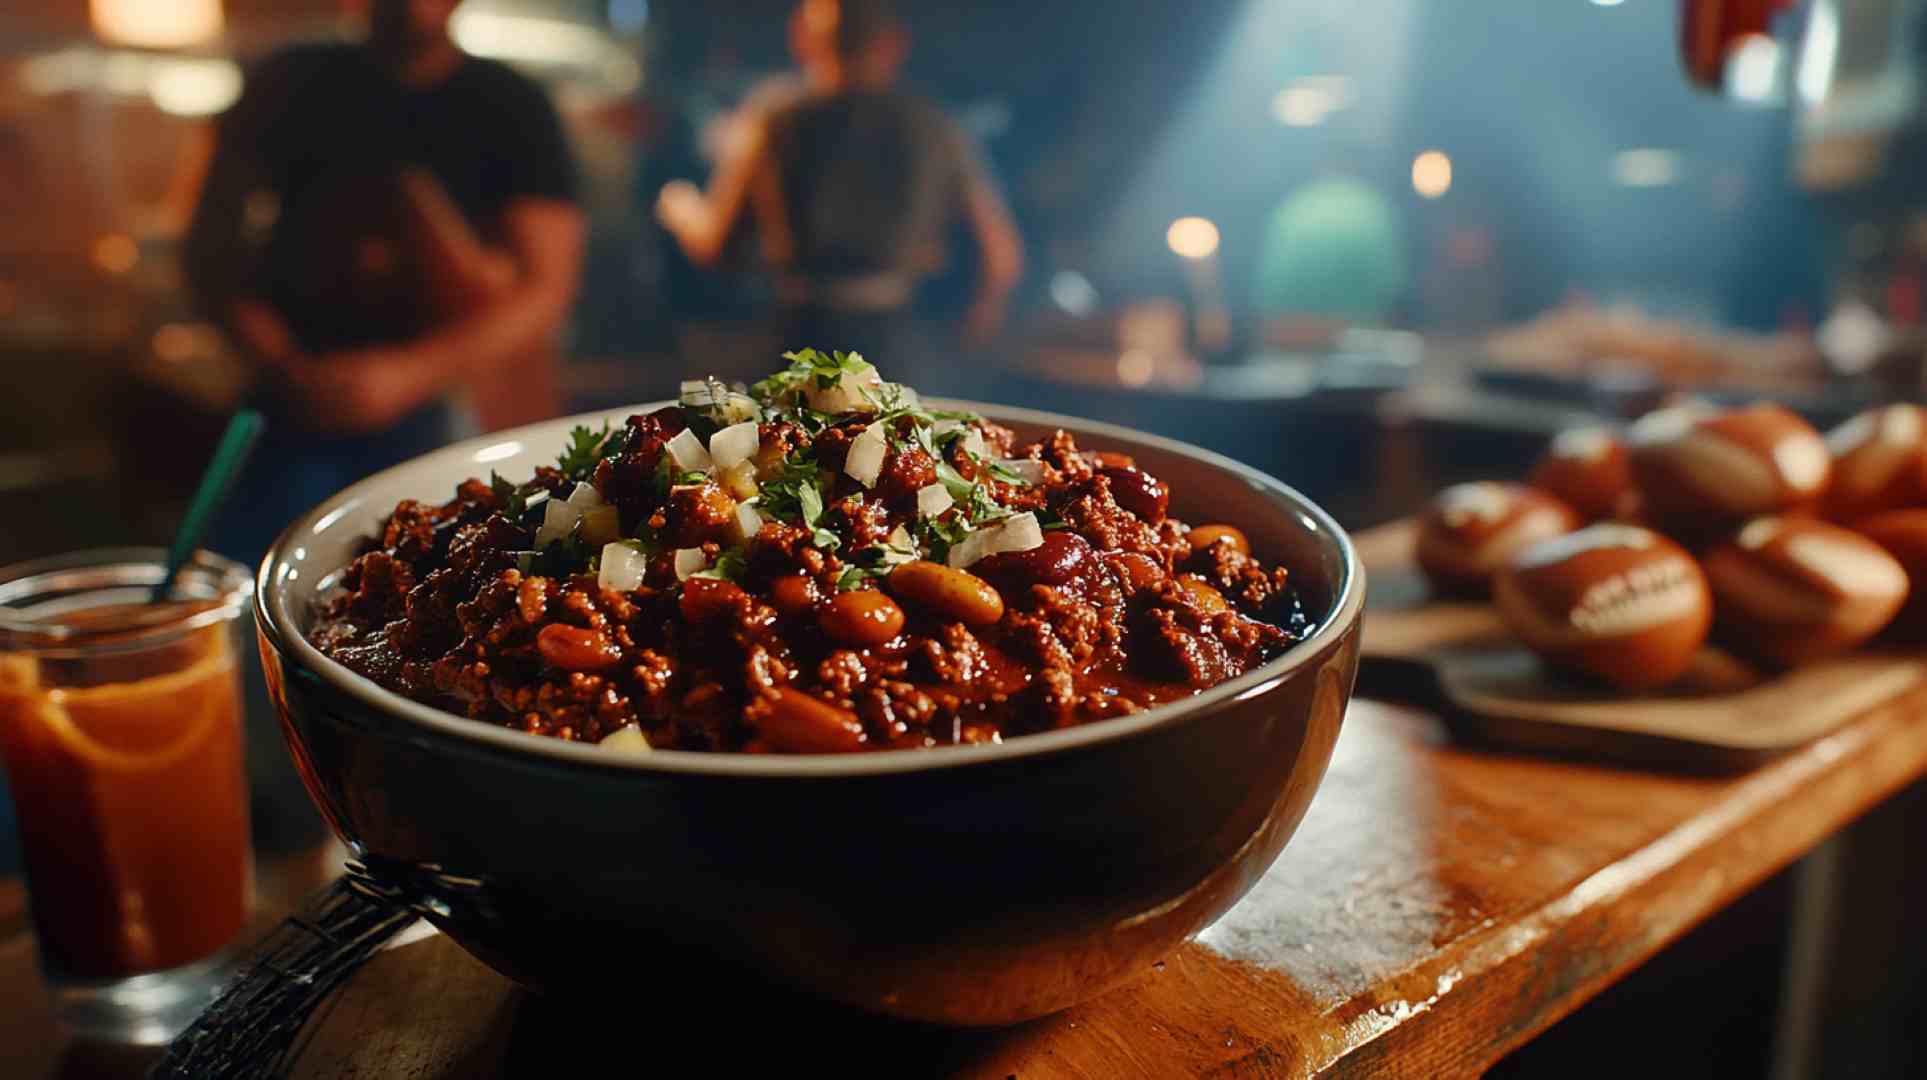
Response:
[[1416, 401, 1920, 689]]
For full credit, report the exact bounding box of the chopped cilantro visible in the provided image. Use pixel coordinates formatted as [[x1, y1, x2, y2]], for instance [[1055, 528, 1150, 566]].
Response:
[[797, 484, 825, 527], [965, 483, 1014, 524], [521, 533, 593, 578], [933, 458, 976, 502], [757, 452, 822, 522], [984, 459, 1029, 485], [489, 471, 529, 519], [913, 513, 971, 567], [751, 348, 873, 403], [556, 423, 618, 481]]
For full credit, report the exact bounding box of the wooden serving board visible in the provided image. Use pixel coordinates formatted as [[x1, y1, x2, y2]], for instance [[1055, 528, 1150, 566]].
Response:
[[1354, 520, 1927, 770]]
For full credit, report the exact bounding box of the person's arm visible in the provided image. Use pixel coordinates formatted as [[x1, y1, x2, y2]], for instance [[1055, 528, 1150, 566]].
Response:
[[286, 196, 585, 436], [960, 176, 1025, 344], [656, 118, 784, 268]]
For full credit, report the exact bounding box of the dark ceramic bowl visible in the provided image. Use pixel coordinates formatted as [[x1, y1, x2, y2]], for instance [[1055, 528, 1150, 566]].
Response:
[[255, 402, 1364, 1026]]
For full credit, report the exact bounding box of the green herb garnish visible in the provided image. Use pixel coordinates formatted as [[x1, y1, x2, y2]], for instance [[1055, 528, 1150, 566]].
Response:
[[490, 471, 530, 519], [556, 423, 620, 481]]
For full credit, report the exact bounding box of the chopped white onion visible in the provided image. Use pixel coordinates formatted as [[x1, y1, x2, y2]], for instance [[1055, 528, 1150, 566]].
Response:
[[844, 421, 889, 488], [597, 725, 652, 753], [948, 530, 991, 569], [717, 393, 761, 424], [916, 482, 954, 518], [708, 420, 761, 471], [986, 512, 1044, 556], [578, 505, 622, 546], [665, 428, 713, 473], [566, 481, 603, 508], [947, 512, 1044, 568], [805, 362, 882, 413], [598, 542, 648, 592], [727, 502, 764, 545], [682, 379, 760, 423], [673, 547, 708, 581], [534, 498, 581, 549], [998, 459, 1046, 485]]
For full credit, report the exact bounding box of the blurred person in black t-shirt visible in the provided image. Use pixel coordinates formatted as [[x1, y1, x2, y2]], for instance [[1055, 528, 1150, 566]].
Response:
[[655, 0, 1023, 380], [184, 0, 584, 564]]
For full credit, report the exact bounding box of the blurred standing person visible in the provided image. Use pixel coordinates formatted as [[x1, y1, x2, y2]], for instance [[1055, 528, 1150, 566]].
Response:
[[184, 0, 584, 564], [655, 0, 1023, 383]]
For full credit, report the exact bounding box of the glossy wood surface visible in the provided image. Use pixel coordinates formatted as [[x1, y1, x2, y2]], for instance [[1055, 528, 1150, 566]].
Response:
[[11, 684, 1927, 1077]]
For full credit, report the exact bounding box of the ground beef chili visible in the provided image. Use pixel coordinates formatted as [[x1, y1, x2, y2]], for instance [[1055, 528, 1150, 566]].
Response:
[[310, 351, 1312, 753]]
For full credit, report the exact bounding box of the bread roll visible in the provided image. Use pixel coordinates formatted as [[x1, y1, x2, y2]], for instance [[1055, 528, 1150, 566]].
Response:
[[1853, 509, 1927, 639], [1702, 517, 1908, 666], [1530, 427, 1633, 522], [1416, 482, 1579, 595], [1627, 403, 1831, 528], [1823, 404, 1927, 522], [1494, 524, 1712, 690]]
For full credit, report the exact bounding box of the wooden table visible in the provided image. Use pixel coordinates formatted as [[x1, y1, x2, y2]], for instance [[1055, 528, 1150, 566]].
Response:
[[6, 688, 1927, 1078]]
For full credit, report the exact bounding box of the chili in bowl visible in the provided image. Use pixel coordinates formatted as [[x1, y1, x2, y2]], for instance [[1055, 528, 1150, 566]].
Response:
[[216, 351, 1363, 1048], [310, 350, 1315, 753]]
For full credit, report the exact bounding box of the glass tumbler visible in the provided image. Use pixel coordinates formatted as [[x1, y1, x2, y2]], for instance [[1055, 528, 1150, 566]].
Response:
[[0, 548, 253, 1044]]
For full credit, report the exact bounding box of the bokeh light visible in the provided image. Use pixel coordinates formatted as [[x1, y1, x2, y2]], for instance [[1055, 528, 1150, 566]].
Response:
[[1166, 216, 1221, 259], [1411, 151, 1452, 199], [89, 0, 223, 49]]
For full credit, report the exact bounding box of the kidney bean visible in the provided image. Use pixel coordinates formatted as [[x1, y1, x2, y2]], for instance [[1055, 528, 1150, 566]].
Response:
[[1100, 466, 1169, 523], [1187, 524, 1250, 556], [887, 561, 1005, 626], [1106, 551, 1166, 591], [1177, 575, 1231, 614], [819, 589, 906, 647], [757, 687, 867, 753], [768, 574, 823, 618], [536, 624, 622, 671], [973, 530, 1094, 593], [1085, 450, 1137, 469], [679, 577, 746, 624]]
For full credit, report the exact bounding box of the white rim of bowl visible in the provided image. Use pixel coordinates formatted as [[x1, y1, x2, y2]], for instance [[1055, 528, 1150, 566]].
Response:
[[259, 399, 1365, 777]]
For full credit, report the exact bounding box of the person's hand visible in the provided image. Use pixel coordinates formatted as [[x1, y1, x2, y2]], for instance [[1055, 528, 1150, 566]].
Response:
[[265, 347, 417, 437], [655, 180, 704, 234]]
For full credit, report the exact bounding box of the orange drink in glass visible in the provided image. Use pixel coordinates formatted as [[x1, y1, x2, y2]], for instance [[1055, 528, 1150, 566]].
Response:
[[0, 549, 252, 1043]]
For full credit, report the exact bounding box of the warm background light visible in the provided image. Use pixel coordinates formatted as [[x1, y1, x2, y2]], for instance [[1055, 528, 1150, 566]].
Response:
[[91, 233, 138, 275], [1166, 216, 1221, 259], [1411, 150, 1453, 198], [90, 0, 224, 50]]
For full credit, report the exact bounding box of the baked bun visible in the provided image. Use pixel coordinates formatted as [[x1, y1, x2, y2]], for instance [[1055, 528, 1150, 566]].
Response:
[[1702, 517, 1909, 667], [1416, 482, 1579, 595], [1822, 404, 1927, 522], [1852, 509, 1927, 640], [1494, 524, 1712, 690], [1628, 403, 1831, 527], [1530, 427, 1633, 522]]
